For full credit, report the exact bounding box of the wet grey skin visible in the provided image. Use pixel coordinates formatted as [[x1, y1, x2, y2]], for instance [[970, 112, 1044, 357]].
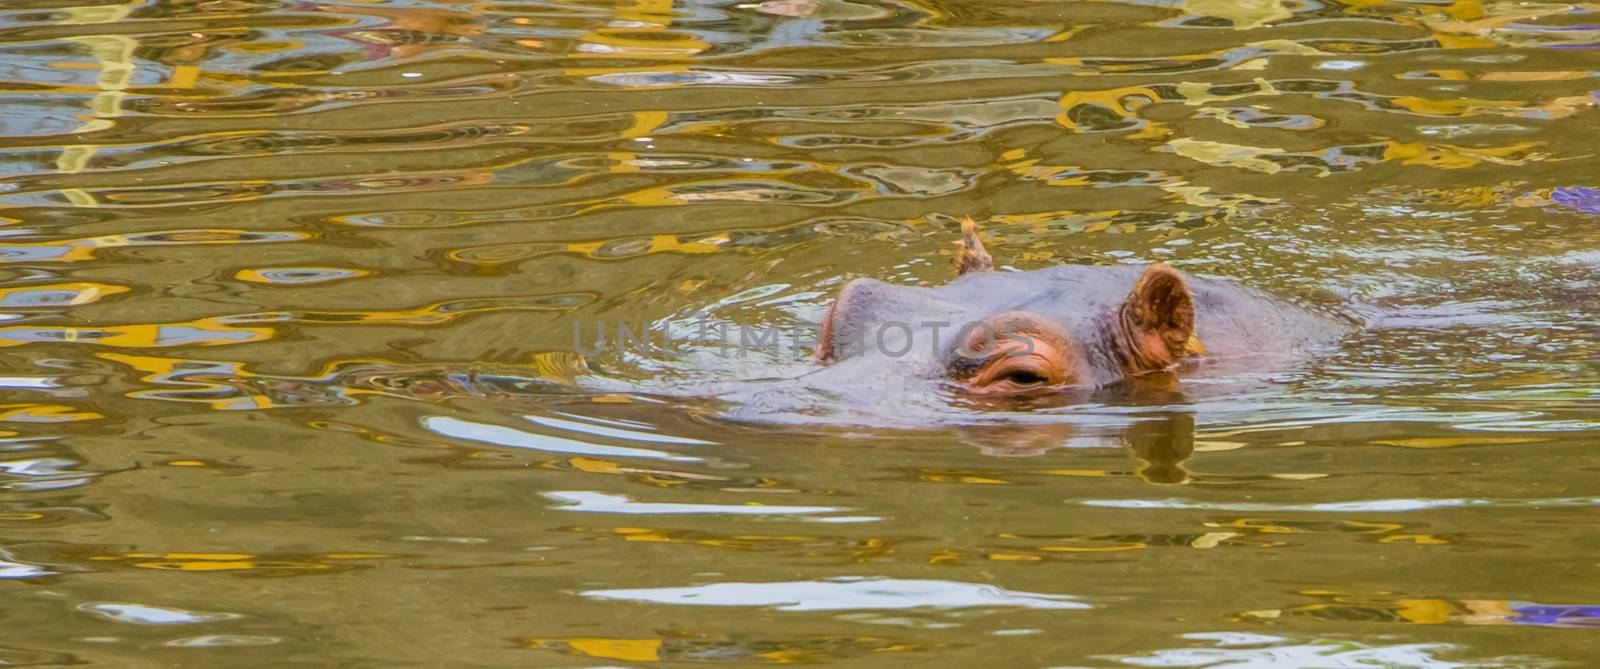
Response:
[[819, 264, 1345, 385], [699, 218, 1370, 428]]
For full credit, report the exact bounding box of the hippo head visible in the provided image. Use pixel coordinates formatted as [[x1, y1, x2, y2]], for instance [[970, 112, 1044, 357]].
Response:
[[812, 219, 1206, 398]]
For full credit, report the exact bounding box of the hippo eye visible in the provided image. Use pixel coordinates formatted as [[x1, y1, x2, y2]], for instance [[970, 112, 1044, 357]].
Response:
[[1001, 369, 1048, 386], [984, 361, 1053, 388], [966, 357, 1061, 395]]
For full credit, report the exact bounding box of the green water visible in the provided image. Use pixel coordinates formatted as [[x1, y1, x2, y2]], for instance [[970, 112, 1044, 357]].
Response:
[[0, 0, 1597, 666]]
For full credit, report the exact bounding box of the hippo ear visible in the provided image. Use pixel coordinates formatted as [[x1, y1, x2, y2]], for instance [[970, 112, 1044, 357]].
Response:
[[814, 293, 844, 363], [814, 277, 879, 364], [1119, 264, 1203, 371], [954, 217, 994, 276]]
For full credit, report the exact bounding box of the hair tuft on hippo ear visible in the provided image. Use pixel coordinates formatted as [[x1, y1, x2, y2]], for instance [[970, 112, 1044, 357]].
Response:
[[954, 217, 995, 276], [1118, 264, 1201, 372]]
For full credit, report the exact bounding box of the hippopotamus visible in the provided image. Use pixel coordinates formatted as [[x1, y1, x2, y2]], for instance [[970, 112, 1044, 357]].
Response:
[[104, 222, 1350, 464], [754, 218, 1348, 419]]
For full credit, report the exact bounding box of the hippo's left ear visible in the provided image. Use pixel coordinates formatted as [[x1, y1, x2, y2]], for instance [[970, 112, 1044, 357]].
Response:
[[1118, 264, 1205, 372]]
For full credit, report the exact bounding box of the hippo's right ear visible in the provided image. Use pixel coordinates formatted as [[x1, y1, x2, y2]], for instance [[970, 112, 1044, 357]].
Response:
[[954, 217, 994, 276], [1118, 264, 1203, 372]]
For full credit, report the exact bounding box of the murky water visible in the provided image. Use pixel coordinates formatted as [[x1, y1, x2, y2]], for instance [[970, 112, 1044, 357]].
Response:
[[1, 0, 1597, 666]]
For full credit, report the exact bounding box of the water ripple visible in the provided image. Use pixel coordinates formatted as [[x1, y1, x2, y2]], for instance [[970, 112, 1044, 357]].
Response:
[[1, 0, 1596, 665]]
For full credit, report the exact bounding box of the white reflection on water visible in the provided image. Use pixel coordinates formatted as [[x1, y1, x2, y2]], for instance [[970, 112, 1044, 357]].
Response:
[[0, 548, 55, 579], [544, 491, 860, 519], [1075, 497, 1600, 512], [1097, 631, 1552, 668], [423, 416, 702, 462], [163, 635, 281, 648], [525, 414, 715, 445], [0, 455, 95, 491], [582, 576, 1088, 611], [0, 376, 58, 389], [76, 602, 242, 625]]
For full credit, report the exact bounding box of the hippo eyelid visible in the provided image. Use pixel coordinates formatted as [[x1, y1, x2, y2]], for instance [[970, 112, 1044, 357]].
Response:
[[945, 351, 1002, 378], [953, 312, 1070, 356]]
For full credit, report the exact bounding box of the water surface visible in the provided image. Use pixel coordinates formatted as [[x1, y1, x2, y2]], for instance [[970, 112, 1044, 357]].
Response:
[[0, 0, 1597, 666]]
